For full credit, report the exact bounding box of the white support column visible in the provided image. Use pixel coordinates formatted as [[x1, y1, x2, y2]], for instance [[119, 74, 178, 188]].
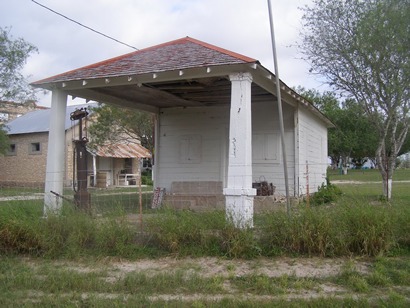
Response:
[[43, 89, 67, 216], [223, 72, 256, 228], [152, 113, 160, 187]]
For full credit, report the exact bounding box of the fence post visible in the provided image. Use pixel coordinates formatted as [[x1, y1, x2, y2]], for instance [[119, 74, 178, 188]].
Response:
[[139, 158, 143, 232], [306, 160, 310, 208]]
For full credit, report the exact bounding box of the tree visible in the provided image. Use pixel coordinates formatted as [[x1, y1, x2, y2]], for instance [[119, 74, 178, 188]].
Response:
[[88, 104, 154, 153], [0, 27, 38, 154], [0, 27, 38, 101], [0, 124, 9, 155], [300, 0, 410, 199], [298, 87, 378, 172]]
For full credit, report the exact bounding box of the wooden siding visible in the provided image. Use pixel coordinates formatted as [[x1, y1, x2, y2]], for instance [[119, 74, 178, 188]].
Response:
[[156, 101, 297, 195], [252, 101, 296, 196], [157, 106, 229, 192], [297, 107, 328, 195]]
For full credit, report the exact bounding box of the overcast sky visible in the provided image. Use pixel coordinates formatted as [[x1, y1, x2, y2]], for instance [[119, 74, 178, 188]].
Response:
[[1, 0, 329, 106]]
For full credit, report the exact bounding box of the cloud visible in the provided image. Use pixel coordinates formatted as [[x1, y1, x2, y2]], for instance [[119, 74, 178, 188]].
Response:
[[0, 0, 326, 106]]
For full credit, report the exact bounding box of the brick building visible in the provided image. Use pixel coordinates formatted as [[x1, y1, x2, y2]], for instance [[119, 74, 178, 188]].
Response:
[[0, 104, 151, 188]]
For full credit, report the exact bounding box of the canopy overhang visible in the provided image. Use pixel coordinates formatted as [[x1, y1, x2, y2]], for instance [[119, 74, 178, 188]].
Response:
[[31, 37, 333, 127], [33, 63, 333, 127]]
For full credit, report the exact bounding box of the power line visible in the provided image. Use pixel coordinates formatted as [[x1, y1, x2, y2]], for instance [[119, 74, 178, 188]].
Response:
[[31, 0, 139, 51]]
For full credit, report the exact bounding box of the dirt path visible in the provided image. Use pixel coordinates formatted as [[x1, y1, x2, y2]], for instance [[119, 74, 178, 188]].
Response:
[[21, 257, 377, 303], [4, 255, 409, 305]]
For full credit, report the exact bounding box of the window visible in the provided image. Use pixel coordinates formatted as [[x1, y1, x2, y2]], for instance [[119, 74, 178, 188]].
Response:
[[7, 143, 16, 156], [29, 142, 41, 154], [252, 133, 281, 163], [180, 135, 202, 163]]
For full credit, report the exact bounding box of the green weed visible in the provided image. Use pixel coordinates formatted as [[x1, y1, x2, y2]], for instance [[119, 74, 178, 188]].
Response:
[[310, 178, 343, 205]]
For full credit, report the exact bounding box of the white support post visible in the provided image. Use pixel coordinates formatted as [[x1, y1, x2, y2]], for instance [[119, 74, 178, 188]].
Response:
[[152, 113, 160, 187], [43, 89, 67, 216], [223, 72, 256, 228]]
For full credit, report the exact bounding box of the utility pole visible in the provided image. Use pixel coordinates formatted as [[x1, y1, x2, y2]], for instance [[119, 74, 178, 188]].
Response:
[[267, 0, 291, 215]]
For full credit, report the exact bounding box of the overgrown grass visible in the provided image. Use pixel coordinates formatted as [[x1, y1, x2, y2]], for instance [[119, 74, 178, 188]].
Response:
[[1, 168, 409, 259], [260, 200, 408, 257], [1, 199, 409, 259], [0, 202, 161, 259]]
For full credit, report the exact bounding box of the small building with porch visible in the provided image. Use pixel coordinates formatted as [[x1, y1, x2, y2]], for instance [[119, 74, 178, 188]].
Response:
[[31, 37, 333, 226]]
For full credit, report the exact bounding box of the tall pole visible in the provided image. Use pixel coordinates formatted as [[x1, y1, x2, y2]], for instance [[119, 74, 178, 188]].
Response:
[[267, 0, 291, 215]]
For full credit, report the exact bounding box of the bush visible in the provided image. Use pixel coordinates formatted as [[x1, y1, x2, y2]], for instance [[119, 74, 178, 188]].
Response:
[[310, 178, 343, 205], [141, 171, 153, 186]]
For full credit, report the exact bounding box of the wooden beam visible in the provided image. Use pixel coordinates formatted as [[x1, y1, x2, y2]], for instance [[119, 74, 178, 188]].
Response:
[[67, 88, 159, 114], [39, 63, 251, 91]]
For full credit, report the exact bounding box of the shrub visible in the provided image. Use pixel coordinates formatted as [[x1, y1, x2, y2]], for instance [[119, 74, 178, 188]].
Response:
[[141, 171, 153, 186], [310, 178, 343, 205]]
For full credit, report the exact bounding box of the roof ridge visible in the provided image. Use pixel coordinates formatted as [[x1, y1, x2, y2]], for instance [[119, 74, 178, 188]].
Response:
[[136, 36, 257, 63], [184, 37, 257, 63]]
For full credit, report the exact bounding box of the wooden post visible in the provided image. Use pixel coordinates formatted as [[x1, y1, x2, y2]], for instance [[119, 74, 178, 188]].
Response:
[[306, 160, 310, 208]]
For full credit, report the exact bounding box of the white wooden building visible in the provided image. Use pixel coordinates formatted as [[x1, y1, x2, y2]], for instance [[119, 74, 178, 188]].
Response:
[[31, 37, 333, 226]]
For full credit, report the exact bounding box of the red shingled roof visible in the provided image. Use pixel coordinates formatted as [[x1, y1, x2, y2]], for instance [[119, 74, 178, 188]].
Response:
[[32, 37, 257, 86]]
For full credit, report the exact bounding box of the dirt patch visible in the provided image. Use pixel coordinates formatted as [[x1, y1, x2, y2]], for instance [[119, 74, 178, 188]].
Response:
[[27, 256, 369, 279], [16, 256, 405, 304]]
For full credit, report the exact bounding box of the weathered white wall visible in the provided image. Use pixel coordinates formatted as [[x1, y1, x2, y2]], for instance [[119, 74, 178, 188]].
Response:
[[156, 101, 297, 196], [251, 101, 296, 196], [297, 106, 328, 195], [156, 101, 328, 197], [156, 106, 229, 192]]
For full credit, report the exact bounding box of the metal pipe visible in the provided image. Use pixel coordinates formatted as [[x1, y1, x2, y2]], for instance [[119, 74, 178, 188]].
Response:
[[267, 0, 291, 215]]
